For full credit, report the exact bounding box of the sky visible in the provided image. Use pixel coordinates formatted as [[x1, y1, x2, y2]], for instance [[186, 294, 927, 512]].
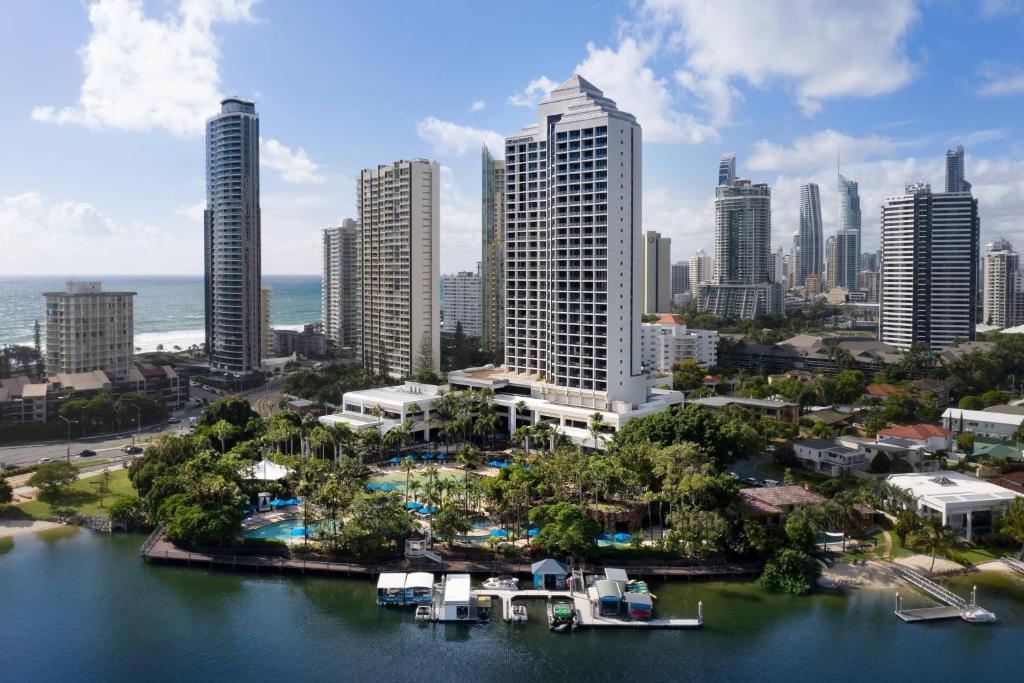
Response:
[[1, 0, 1023, 277]]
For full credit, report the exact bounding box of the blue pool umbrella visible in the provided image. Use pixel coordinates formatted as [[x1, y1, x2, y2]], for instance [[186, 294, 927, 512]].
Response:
[[613, 532, 631, 542], [287, 498, 301, 505], [417, 507, 436, 515], [269, 499, 286, 507], [390, 456, 402, 464], [489, 529, 509, 539], [421, 453, 433, 460], [436, 454, 447, 461], [405, 501, 421, 509], [596, 532, 611, 542], [527, 527, 540, 538]]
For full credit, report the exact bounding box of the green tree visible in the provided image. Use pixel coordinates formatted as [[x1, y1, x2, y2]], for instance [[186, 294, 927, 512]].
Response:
[[108, 496, 145, 530], [999, 497, 1024, 560], [954, 432, 975, 454], [757, 548, 819, 594], [210, 419, 239, 454], [432, 506, 470, 547], [958, 395, 984, 410], [27, 461, 78, 504], [90, 469, 113, 508], [833, 370, 864, 404], [672, 359, 707, 391], [528, 501, 600, 558], [0, 476, 12, 505], [909, 519, 959, 573]]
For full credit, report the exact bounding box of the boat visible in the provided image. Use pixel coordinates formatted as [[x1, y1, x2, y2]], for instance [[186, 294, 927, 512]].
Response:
[[961, 606, 997, 623], [414, 605, 432, 622], [510, 604, 528, 624], [482, 576, 519, 590], [548, 599, 574, 632]]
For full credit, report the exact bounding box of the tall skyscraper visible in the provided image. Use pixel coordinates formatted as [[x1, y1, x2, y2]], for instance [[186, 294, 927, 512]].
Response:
[[671, 261, 690, 295], [983, 239, 1019, 328], [44, 281, 135, 380], [260, 287, 272, 359], [836, 173, 862, 289], [642, 230, 671, 313], [771, 246, 785, 283], [322, 219, 359, 351], [689, 249, 713, 292], [698, 167, 783, 318], [798, 183, 823, 286], [789, 231, 800, 289], [205, 97, 262, 374], [481, 146, 506, 355], [833, 230, 860, 292], [946, 144, 972, 193], [357, 159, 441, 379], [503, 74, 646, 405], [879, 182, 979, 350], [718, 153, 736, 186], [825, 235, 837, 287], [442, 269, 483, 338]]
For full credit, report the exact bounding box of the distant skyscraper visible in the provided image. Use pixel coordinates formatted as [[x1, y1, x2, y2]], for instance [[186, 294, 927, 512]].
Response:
[[260, 287, 272, 359], [698, 169, 783, 318], [983, 239, 1019, 328], [789, 231, 800, 289], [322, 219, 358, 351], [671, 261, 690, 295], [442, 269, 483, 338], [879, 182, 979, 350], [718, 153, 736, 186], [502, 74, 646, 405], [205, 98, 262, 374], [771, 247, 785, 283], [798, 183, 823, 286], [643, 231, 671, 313], [481, 146, 506, 355], [833, 230, 860, 291], [836, 173, 862, 289], [945, 144, 972, 193], [44, 281, 134, 380], [825, 235, 837, 287], [689, 249, 713, 292], [357, 159, 441, 378]]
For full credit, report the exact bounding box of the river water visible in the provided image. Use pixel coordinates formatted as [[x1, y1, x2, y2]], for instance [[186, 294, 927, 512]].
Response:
[[2, 529, 1023, 682]]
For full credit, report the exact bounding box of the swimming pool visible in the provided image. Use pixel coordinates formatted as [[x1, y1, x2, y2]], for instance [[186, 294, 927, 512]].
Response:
[[243, 519, 313, 541]]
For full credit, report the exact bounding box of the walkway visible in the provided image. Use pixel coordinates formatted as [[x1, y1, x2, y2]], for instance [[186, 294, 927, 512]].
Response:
[[1001, 556, 1024, 575], [891, 565, 996, 623]]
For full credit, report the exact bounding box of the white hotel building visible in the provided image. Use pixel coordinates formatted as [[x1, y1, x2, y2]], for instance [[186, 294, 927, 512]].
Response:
[[639, 314, 717, 373]]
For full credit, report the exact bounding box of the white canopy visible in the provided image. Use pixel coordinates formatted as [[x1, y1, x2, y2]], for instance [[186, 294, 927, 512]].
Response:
[[243, 459, 292, 481], [405, 572, 434, 589], [377, 573, 407, 590]]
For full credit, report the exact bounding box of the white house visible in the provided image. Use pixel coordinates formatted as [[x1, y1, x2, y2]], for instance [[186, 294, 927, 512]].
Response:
[[942, 408, 1024, 441], [639, 314, 718, 373], [887, 471, 1022, 541], [793, 438, 870, 477], [877, 424, 952, 453]]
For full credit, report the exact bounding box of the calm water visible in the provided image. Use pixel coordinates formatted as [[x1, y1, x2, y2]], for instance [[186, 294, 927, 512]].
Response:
[[0, 275, 321, 351], [2, 530, 1023, 682]]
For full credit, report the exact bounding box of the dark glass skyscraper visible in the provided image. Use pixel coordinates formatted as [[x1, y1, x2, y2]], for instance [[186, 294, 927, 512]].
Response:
[[205, 98, 262, 374]]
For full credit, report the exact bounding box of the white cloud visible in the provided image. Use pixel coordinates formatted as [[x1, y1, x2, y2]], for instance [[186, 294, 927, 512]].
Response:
[[416, 116, 504, 157], [260, 137, 326, 184], [643, 187, 715, 256], [176, 200, 206, 222], [438, 166, 481, 273], [644, 0, 919, 117], [747, 130, 899, 172], [978, 61, 1024, 97], [31, 0, 257, 136], [469, 100, 486, 112], [508, 76, 558, 107], [575, 38, 717, 144], [980, 0, 1023, 16]]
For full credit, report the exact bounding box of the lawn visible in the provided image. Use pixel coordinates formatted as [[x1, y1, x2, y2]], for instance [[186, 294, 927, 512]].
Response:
[[16, 469, 136, 519], [73, 459, 110, 470]]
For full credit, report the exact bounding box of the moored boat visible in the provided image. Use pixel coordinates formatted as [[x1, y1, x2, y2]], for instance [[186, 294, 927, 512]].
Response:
[[483, 576, 519, 590]]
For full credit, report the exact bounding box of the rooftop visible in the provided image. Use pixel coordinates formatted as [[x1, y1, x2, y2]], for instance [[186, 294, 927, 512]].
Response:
[[740, 485, 827, 508], [878, 424, 951, 440], [942, 408, 1024, 426], [796, 438, 836, 450], [887, 471, 1021, 509], [693, 396, 796, 410]]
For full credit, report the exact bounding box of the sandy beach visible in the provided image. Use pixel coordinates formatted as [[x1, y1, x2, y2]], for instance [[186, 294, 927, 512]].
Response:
[[0, 520, 61, 538]]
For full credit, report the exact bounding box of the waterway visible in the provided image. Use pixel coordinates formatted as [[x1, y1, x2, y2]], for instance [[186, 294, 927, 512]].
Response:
[[2, 529, 1023, 682]]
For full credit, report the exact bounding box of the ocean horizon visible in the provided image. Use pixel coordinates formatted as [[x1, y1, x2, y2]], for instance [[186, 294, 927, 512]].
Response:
[[0, 275, 321, 353]]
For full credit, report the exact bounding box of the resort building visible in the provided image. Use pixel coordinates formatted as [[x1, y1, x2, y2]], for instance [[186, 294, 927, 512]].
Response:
[[205, 97, 262, 374], [481, 146, 506, 355], [639, 314, 717, 372], [44, 281, 135, 381], [357, 158, 441, 379], [441, 268, 483, 339], [318, 381, 443, 443], [322, 219, 359, 352], [887, 471, 1021, 541]]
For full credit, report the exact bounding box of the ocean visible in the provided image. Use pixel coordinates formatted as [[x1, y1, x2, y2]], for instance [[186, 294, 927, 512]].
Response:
[[0, 275, 321, 353]]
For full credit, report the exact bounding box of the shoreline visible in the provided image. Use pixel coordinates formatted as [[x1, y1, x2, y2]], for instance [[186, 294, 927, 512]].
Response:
[[822, 556, 1019, 592], [0, 520, 62, 538]]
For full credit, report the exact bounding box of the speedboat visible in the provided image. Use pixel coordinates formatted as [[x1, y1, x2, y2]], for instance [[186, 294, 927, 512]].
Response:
[[510, 604, 528, 623], [482, 576, 519, 590], [548, 600, 574, 632], [961, 606, 997, 623], [414, 605, 432, 622]]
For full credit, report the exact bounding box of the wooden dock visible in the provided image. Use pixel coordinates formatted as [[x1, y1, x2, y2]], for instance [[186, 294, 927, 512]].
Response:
[[895, 606, 964, 623], [474, 587, 702, 629], [891, 566, 996, 624]]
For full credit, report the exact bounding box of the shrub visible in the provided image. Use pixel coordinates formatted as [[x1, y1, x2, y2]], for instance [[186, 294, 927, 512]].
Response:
[[757, 548, 819, 594]]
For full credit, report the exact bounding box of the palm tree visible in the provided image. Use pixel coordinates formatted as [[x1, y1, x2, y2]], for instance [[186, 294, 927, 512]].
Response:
[[514, 400, 528, 429], [533, 422, 553, 453], [911, 519, 959, 574], [588, 412, 609, 451], [455, 444, 481, 514], [1000, 497, 1024, 560], [328, 422, 355, 462], [513, 425, 533, 454], [210, 419, 237, 454], [401, 455, 417, 501], [308, 425, 331, 459]]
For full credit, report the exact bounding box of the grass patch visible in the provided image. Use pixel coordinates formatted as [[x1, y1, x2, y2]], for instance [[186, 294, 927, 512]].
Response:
[[73, 459, 110, 470], [15, 469, 136, 520], [952, 545, 1002, 566]]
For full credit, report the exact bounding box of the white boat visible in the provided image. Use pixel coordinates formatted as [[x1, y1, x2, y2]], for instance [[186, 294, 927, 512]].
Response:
[[483, 576, 519, 590], [510, 604, 528, 623], [414, 605, 432, 622], [961, 607, 997, 623]]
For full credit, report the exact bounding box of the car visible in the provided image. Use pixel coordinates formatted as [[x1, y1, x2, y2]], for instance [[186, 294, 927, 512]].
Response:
[[741, 477, 761, 486], [38, 457, 55, 464], [121, 445, 143, 454], [762, 479, 781, 487], [166, 417, 180, 424], [79, 449, 97, 457], [728, 471, 739, 480]]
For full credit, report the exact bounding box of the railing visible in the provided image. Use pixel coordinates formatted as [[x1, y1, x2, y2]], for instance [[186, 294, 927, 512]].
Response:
[[139, 526, 164, 557], [891, 565, 966, 608], [1000, 556, 1024, 575]]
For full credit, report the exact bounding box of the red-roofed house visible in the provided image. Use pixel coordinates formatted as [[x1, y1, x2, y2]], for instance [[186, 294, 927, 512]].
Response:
[[878, 424, 952, 453], [864, 383, 905, 399]]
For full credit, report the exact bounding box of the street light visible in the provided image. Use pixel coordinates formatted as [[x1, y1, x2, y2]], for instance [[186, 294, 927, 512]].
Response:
[[58, 415, 78, 463], [126, 403, 141, 450]]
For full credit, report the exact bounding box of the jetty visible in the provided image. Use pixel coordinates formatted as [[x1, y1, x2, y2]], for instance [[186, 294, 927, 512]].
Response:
[[891, 565, 996, 624], [1000, 556, 1024, 576]]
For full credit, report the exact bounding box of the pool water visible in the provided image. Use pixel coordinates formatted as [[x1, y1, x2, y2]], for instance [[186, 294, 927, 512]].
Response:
[[243, 519, 311, 541]]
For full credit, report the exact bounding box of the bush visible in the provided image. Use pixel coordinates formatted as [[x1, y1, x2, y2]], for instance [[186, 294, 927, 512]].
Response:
[[107, 496, 145, 529], [757, 548, 819, 594]]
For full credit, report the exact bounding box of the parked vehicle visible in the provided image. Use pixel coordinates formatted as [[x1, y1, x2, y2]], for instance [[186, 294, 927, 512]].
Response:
[[762, 479, 781, 487], [79, 449, 97, 457], [167, 417, 180, 424], [741, 477, 760, 486], [38, 457, 54, 465], [121, 445, 143, 454]]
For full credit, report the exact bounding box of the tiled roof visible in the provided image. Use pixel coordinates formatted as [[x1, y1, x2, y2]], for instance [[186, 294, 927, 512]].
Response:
[[740, 485, 827, 508], [878, 424, 951, 440], [866, 383, 903, 396], [654, 314, 685, 325]]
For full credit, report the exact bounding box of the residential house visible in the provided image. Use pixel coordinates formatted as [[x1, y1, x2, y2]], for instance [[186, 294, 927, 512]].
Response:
[[877, 424, 952, 453], [691, 396, 800, 425], [942, 407, 1024, 441], [793, 438, 870, 476], [739, 485, 827, 526], [888, 471, 1021, 541]]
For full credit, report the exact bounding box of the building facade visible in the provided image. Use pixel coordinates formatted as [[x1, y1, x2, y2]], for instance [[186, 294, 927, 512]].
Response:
[[671, 261, 690, 296], [879, 183, 979, 350], [442, 269, 483, 338], [946, 145, 972, 193], [44, 281, 135, 380], [274, 324, 327, 358], [718, 153, 736, 186], [260, 286, 272, 359], [204, 98, 262, 374], [798, 183, 823, 286], [481, 146, 506, 355], [642, 230, 671, 314], [983, 238, 1019, 328], [322, 219, 359, 351], [640, 314, 717, 372], [689, 249, 713, 292], [357, 159, 441, 379]]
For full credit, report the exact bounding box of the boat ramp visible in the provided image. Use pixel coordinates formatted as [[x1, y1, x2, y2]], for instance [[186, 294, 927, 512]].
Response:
[[891, 565, 996, 624]]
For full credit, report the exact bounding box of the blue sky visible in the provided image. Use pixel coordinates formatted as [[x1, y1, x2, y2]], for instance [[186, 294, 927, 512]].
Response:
[[1, 0, 1023, 276]]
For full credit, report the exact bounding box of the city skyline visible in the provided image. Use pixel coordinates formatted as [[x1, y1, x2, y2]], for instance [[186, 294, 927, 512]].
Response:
[[1, 1, 1023, 277]]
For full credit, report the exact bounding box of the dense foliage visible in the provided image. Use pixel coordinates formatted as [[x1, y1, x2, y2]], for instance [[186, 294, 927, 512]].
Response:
[[612, 404, 760, 469], [283, 364, 387, 405], [58, 392, 167, 436], [757, 548, 819, 594]]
